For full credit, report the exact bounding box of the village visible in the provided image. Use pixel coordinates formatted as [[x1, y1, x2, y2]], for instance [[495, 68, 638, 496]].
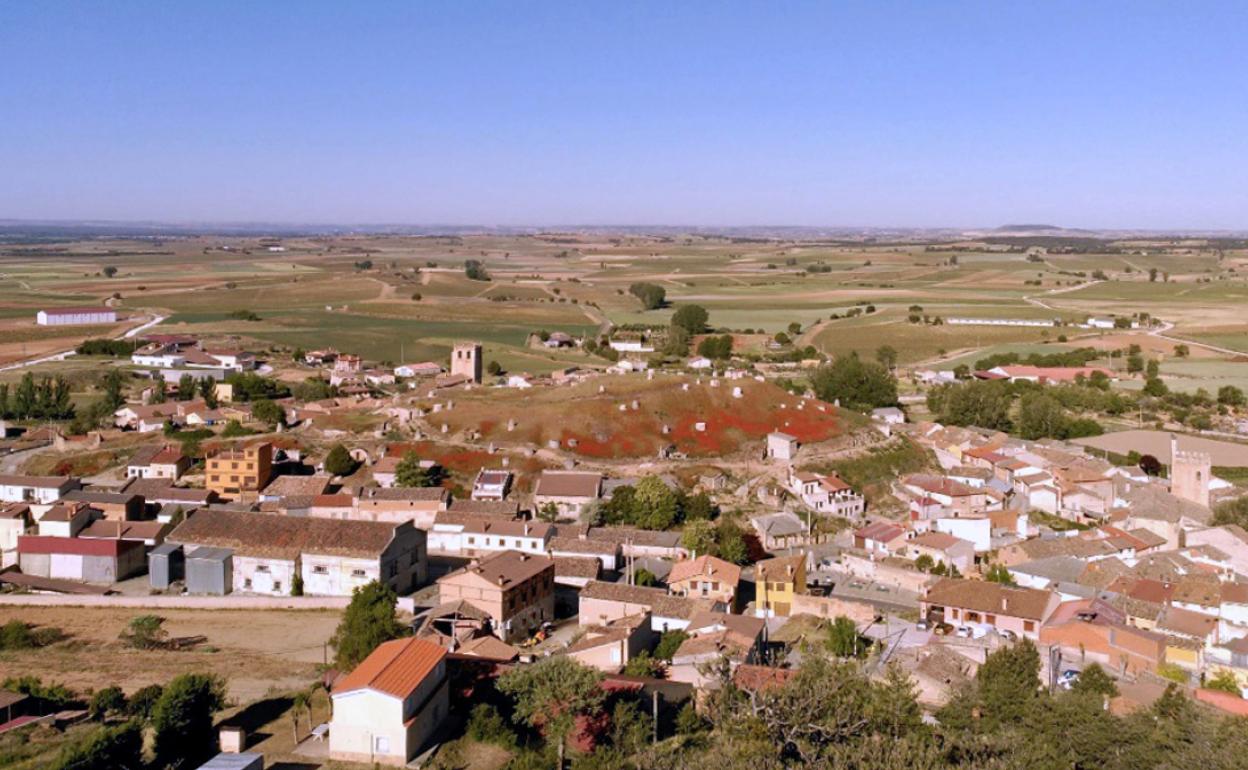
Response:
[[3, 304, 1248, 769]]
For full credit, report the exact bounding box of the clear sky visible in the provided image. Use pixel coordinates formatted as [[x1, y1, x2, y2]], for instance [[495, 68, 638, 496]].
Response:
[[2, 1, 1247, 229]]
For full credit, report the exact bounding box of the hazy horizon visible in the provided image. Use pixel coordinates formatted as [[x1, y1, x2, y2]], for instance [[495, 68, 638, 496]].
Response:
[[4, 2, 1248, 229]]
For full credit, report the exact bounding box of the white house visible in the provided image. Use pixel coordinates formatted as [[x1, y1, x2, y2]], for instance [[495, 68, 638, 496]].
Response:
[[330, 638, 449, 767], [0, 474, 81, 505], [766, 431, 798, 461], [167, 510, 427, 596]]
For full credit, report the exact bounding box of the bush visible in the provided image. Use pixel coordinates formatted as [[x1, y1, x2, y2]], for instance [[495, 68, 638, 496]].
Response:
[[323, 443, 358, 476], [466, 703, 516, 748]]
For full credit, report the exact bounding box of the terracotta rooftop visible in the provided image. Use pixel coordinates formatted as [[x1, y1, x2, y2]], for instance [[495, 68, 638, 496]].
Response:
[[168, 509, 402, 560], [333, 637, 446, 699], [535, 471, 603, 499], [442, 549, 553, 588], [579, 580, 716, 619], [668, 554, 742, 587], [0, 474, 75, 489], [923, 577, 1054, 621]]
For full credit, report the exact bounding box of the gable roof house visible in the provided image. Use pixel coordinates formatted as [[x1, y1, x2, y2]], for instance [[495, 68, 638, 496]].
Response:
[[427, 511, 552, 558], [126, 445, 191, 480], [167, 509, 426, 596], [436, 550, 555, 643], [668, 555, 742, 609], [565, 613, 653, 673], [920, 577, 1060, 640], [578, 580, 720, 633], [329, 637, 449, 767], [533, 471, 603, 520], [0, 474, 80, 505]]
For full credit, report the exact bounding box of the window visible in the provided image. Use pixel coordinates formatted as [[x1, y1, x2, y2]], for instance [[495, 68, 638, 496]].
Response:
[[312, 565, 328, 575], [375, 736, 390, 754], [351, 569, 366, 578], [256, 565, 269, 573], [273, 581, 282, 592], [244, 578, 252, 589]]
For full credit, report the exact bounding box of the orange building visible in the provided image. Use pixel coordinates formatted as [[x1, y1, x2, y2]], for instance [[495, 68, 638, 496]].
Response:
[[205, 442, 273, 500]]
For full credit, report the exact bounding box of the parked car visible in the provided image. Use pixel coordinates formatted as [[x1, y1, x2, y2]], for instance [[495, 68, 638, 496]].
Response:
[[916, 618, 930, 631], [956, 625, 973, 638], [999, 629, 1018, 642], [1058, 669, 1081, 689]]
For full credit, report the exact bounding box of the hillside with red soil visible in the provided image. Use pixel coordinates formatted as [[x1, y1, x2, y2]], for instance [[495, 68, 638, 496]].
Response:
[[429, 374, 859, 460]]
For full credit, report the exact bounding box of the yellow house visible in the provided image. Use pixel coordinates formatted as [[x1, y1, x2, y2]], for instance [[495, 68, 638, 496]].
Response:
[[755, 554, 806, 618]]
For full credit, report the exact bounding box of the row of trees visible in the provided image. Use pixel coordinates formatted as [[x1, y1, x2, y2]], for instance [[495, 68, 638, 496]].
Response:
[[595, 476, 716, 531], [0, 373, 74, 420], [928, 379, 1108, 440], [12, 671, 226, 770]]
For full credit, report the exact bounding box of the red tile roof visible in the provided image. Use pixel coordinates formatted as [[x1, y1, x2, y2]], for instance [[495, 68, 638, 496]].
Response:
[[333, 637, 446, 699], [17, 535, 142, 558]]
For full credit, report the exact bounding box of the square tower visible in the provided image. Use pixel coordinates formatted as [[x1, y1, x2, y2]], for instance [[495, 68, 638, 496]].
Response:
[[1170, 436, 1211, 509], [451, 342, 483, 383]]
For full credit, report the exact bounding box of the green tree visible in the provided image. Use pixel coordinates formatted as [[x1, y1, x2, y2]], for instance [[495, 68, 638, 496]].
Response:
[[150, 378, 167, 404], [537, 501, 560, 523], [628, 282, 666, 310], [394, 451, 444, 488], [621, 650, 665, 678], [1071, 663, 1119, 698], [198, 375, 218, 408], [810, 354, 898, 412], [632, 567, 658, 587], [875, 345, 899, 370], [323, 443, 358, 476], [177, 373, 196, 401], [1217, 385, 1245, 407], [1143, 376, 1168, 397], [88, 686, 127, 720], [1205, 670, 1241, 695], [487, 360, 503, 376], [680, 520, 717, 556], [102, 369, 126, 412], [1016, 392, 1068, 440], [654, 630, 688, 660], [868, 665, 924, 737], [497, 656, 605, 767], [125, 684, 163, 721], [251, 397, 285, 427], [633, 475, 680, 530], [671, 304, 709, 335], [984, 563, 1016, 585], [928, 380, 1013, 431], [121, 615, 168, 650], [674, 701, 706, 735], [1213, 496, 1248, 529], [662, 324, 691, 357], [716, 519, 749, 564], [151, 673, 227, 767], [975, 638, 1041, 728], [826, 615, 866, 658], [49, 721, 143, 770], [330, 580, 404, 670]]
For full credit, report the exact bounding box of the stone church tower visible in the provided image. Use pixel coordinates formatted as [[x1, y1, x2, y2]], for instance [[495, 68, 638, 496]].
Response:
[[451, 341, 482, 384], [1170, 435, 1211, 509]]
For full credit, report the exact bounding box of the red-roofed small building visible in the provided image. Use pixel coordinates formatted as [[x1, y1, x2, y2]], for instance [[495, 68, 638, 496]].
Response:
[[330, 637, 449, 766], [17, 534, 145, 583]]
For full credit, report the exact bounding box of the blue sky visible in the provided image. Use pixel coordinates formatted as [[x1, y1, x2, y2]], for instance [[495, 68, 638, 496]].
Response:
[[2, 2, 1247, 228]]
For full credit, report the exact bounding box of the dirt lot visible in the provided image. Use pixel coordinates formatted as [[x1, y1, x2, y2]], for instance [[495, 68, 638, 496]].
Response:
[[0, 606, 341, 703]]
